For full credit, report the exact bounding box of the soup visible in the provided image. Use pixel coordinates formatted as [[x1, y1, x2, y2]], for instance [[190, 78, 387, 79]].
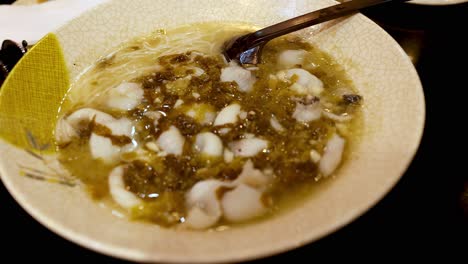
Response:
[[55, 23, 362, 229]]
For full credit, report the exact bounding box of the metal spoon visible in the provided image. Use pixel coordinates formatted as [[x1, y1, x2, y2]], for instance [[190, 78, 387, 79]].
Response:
[[223, 0, 409, 65], [0, 40, 28, 87]]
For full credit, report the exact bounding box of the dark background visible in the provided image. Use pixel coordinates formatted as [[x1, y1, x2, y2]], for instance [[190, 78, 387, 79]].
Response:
[[1, 1, 467, 262]]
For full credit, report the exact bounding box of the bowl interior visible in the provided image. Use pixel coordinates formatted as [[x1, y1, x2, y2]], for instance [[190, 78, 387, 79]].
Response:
[[0, 0, 425, 262]]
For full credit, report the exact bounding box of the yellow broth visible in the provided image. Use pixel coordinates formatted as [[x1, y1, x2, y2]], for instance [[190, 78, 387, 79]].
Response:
[[56, 23, 362, 228]]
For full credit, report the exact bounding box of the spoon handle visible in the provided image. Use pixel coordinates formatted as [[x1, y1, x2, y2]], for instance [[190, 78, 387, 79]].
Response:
[[246, 0, 408, 46]]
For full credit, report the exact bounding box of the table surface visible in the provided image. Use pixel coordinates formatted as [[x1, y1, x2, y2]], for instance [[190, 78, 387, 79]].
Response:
[[1, 2, 467, 262]]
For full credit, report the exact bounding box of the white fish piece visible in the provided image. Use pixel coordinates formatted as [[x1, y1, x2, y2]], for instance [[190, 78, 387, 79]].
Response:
[[235, 160, 270, 189], [222, 184, 267, 222], [277, 49, 307, 68], [310, 149, 322, 163], [186, 180, 227, 209], [194, 132, 224, 157], [144, 111, 163, 127], [174, 99, 184, 108], [106, 82, 144, 111], [55, 117, 78, 145], [156, 126, 185, 156], [185, 207, 221, 230], [65, 107, 134, 137], [108, 166, 141, 209], [89, 133, 120, 164], [319, 133, 346, 177], [229, 137, 269, 157], [66, 108, 114, 128], [214, 103, 241, 126], [293, 102, 322, 123], [220, 61, 256, 92], [239, 110, 248, 120], [277, 68, 324, 96], [104, 117, 134, 137], [145, 141, 160, 153], [143, 111, 162, 120], [270, 115, 285, 132], [185, 180, 231, 229], [224, 149, 234, 163]]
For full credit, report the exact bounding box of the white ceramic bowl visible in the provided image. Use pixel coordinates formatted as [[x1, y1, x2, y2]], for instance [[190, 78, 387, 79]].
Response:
[[0, 0, 425, 262]]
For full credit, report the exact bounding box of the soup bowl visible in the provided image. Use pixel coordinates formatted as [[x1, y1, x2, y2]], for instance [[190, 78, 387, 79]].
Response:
[[0, 0, 425, 262]]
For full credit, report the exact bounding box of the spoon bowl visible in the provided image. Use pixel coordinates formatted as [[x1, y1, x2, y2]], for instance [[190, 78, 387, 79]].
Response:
[[224, 0, 409, 65]]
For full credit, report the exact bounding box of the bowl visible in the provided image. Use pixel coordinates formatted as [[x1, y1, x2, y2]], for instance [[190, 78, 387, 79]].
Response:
[[0, 0, 425, 262]]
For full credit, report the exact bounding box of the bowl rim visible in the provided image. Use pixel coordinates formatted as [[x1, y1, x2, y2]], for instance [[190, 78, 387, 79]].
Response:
[[408, 0, 468, 5]]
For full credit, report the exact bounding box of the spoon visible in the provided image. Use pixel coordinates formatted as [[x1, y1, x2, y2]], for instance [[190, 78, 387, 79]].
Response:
[[0, 40, 28, 87], [223, 0, 409, 65]]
